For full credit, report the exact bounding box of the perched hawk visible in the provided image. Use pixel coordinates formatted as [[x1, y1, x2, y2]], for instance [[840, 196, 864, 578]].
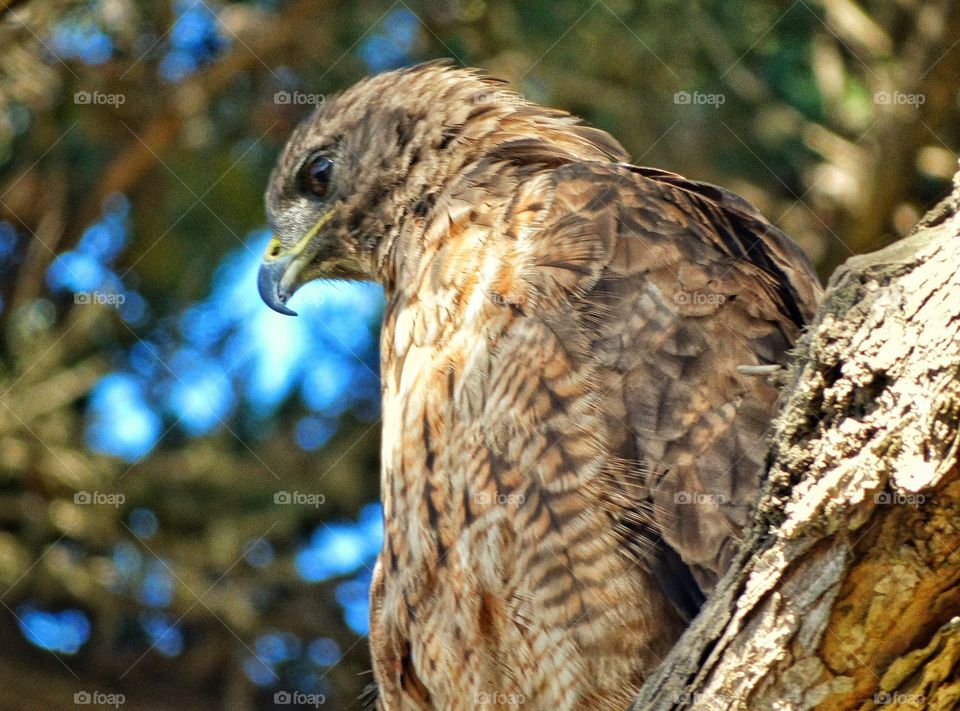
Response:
[[259, 63, 821, 710]]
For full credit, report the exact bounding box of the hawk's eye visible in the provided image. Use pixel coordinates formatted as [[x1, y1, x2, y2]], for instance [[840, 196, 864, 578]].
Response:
[[302, 154, 333, 198]]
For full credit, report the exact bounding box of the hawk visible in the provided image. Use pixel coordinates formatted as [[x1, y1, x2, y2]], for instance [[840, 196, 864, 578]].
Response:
[[259, 63, 821, 710]]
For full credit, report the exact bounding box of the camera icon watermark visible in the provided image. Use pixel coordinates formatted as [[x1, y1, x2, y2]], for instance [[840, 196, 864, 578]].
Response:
[[874, 491, 925, 506], [674, 91, 725, 108], [472, 90, 524, 108], [74, 91, 126, 107], [489, 291, 528, 308], [473, 491, 526, 506], [274, 690, 326, 707], [273, 491, 326, 508], [74, 291, 126, 307], [874, 691, 925, 706], [673, 689, 711, 704], [673, 289, 726, 306], [274, 91, 325, 106], [74, 491, 125, 508], [674, 491, 726, 505], [476, 691, 526, 705], [74, 690, 126, 707], [874, 91, 925, 108]]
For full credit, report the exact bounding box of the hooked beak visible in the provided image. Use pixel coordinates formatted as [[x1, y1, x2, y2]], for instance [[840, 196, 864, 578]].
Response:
[[257, 208, 335, 316]]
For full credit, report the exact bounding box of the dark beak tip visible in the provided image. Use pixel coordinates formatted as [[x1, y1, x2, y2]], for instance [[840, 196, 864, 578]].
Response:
[[276, 301, 299, 317], [257, 260, 298, 316]]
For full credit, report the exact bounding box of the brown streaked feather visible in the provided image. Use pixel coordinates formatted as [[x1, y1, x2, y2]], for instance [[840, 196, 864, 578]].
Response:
[[540, 161, 820, 590]]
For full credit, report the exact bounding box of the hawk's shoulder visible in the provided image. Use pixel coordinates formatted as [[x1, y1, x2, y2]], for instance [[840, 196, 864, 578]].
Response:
[[541, 161, 820, 325]]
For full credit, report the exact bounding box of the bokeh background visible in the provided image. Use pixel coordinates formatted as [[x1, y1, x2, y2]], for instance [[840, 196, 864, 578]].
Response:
[[0, 0, 957, 708]]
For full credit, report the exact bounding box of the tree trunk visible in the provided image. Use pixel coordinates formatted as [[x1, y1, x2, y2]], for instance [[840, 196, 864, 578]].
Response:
[[633, 169, 960, 711]]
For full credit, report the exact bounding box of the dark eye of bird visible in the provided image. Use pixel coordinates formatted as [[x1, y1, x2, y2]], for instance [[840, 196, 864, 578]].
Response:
[[303, 154, 333, 198]]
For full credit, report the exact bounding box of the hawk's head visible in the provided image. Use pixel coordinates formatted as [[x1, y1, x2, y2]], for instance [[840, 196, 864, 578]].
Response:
[[258, 62, 626, 314]]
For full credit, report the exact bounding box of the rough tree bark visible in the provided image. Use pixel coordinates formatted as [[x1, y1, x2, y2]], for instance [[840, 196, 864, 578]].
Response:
[[633, 169, 960, 711]]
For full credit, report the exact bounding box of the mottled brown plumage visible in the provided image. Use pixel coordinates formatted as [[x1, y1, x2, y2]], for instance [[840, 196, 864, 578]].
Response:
[[259, 62, 821, 710]]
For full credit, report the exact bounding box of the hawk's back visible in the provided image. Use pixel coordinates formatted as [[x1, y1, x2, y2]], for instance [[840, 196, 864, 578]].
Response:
[[370, 157, 820, 710]]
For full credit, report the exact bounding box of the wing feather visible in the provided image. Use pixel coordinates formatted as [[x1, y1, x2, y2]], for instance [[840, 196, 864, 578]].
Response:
[[520, 161, 821, 609]]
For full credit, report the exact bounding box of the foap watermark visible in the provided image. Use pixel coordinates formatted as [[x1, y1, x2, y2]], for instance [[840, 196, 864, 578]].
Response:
[[674, 491, 725, 505], [74, 91, 126, 107], [274, 490, 326, 508], [472, 90, 524, 108], [674, 90, 725, 108], [274, 91, 325, 106], [74, 491, 125, 508], [489, 291, 528, 308], [476, 691, 526, 705], [473, 491, 526, 506], [874, 91, 925, 108], [673, 289, 726, 307], [874, 691, 925, 707], [673, 690, 714, 705], [274, 690, 326, 707], [874, 491, 926, 506], [74, 291, 126, 307], [74, 690, 125, 707]]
